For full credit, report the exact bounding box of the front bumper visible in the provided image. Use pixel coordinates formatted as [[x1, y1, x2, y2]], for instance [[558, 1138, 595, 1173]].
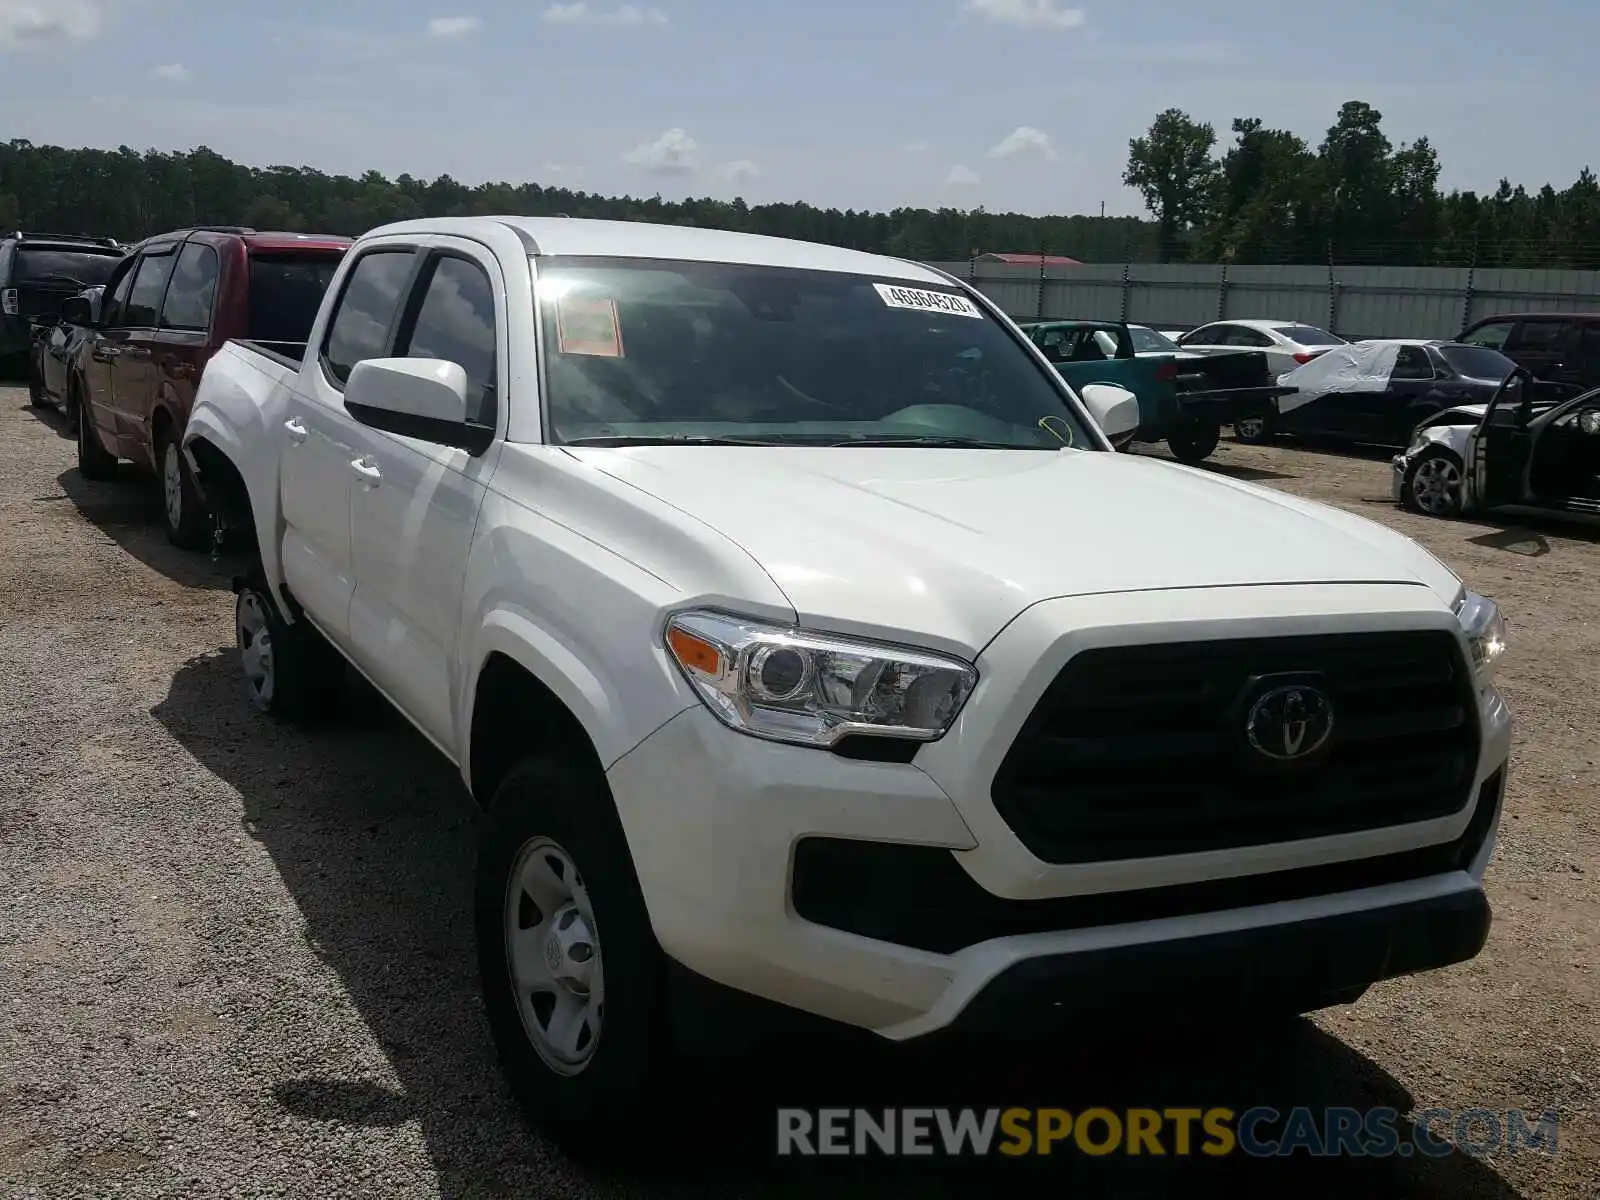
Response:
[[607, 585, 1513, 1040]]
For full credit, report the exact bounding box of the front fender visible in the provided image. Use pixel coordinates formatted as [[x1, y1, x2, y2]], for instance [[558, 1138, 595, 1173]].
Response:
[[1405, 422, 1473, 461]]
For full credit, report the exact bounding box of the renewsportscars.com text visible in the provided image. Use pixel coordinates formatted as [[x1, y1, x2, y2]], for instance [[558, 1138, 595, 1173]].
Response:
[[776, 1106, 1560, 1159]]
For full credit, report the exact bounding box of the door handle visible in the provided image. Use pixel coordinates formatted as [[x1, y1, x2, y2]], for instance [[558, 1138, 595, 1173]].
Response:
[[350, 457, 381, 486], [283, 417, 308, 444]]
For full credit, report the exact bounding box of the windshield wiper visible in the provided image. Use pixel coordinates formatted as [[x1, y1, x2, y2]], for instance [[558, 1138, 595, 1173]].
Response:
[[825, 435, 1053, 449], [561, 434, 792, 447]]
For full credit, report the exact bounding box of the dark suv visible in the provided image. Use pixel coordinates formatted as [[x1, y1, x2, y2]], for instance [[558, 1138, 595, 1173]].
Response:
[[0, 231, 125, 369], [1458, 312, 1600, 401]]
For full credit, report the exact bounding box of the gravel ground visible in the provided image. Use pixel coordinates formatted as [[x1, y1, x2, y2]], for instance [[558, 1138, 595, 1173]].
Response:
[[1, 388, 1595, 1199]]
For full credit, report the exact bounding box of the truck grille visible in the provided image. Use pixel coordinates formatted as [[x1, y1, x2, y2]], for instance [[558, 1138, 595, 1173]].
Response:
[[991, 630, 1481, 864]]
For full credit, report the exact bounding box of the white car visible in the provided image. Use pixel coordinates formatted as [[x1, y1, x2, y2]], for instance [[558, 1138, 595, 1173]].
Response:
[[181, 216, 1512, 1153], [1128, 324, 1203, 359], [1177, 319, 1347, 377]]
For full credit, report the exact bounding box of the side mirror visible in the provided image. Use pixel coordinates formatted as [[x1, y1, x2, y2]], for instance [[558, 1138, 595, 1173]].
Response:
[[343, 358, 492, 455], [60, 296, 94, 326], [1080, 382, 1141, 441]]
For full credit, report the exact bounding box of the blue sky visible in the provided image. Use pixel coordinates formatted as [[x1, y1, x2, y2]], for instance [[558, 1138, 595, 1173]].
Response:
[[2, 0, 1597, 218]]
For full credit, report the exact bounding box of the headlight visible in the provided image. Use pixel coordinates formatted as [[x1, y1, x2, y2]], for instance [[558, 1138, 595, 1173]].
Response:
[[664, 610, 977, 748], [1453, 589, 1507, 686]]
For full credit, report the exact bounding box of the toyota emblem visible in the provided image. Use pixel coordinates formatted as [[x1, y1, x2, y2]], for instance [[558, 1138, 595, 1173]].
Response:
[[1245, 683, 1335, 761]]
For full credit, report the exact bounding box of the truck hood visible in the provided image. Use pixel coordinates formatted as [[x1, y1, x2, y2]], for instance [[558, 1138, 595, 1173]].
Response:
[[568, 446, 1460, 656]]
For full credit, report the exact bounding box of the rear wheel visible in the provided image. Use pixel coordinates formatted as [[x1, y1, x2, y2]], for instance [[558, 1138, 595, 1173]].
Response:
[[1167, 419, 1221, 464], [158, 431, 211, 551], [1401, 447, 1465, 518], [475, 756, 675, 1160], [74, 386, 117, 480]]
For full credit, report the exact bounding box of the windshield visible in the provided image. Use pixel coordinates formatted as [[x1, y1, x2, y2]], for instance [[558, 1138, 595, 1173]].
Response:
[[1273, 324, 1344, 347], [1129, 326, 1180, 353], [535, 257, 1097, 450], [1438, 344, 1516, 381], [15, 248, 123, 286]]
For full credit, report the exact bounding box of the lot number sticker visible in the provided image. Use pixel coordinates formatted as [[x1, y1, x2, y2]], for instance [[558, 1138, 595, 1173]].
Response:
[[556, 295, 626, 357], [873, 283, 983, 319]]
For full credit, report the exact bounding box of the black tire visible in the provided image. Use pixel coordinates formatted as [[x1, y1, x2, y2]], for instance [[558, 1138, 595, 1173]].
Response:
[[26, 370, 47, 408], [157, 428, 212, 551], [234, 573, 344, 719], [1167, 419, 1222, 464], [475, 756, 674, 1160], [74, 385, 117, 480], [1401, 447, 1465, 518], [1233, 411, 1276, 445]]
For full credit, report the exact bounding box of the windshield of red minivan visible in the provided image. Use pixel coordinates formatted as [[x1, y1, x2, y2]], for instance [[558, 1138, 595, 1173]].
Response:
[[536, 256, 1095, 450]]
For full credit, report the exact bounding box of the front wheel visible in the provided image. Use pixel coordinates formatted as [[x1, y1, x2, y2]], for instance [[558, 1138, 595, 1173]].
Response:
[[158, 432, 211, 551], [1167, 419, 1221, 464], [1234, 412, 1275, 444], [234, 574, 344, 718], [1401, 447, 1465, 518], [475, 756, 674, 1160], [74, 388, 117, 480]]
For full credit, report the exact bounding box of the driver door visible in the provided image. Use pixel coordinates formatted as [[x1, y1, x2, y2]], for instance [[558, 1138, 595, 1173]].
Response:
[[1470, 372, 1533, 508]]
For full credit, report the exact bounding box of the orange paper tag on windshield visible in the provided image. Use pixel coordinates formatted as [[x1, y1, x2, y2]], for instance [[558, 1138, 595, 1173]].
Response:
[[556, 296, 624, 357]]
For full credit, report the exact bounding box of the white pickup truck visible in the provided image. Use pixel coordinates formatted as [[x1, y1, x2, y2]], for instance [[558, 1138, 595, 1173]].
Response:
[[182, 216, 1512, 1151]]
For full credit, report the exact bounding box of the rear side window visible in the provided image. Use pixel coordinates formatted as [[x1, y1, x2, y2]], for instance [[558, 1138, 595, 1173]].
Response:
[[1180, 324, 1221, 345], [249, 254, 344, 344], [321, 250, 415, 384], [101, 259, 139, 326], [1219, 325, 1273, 347], [159, 242, 219, 331], [1273, 325, 1342, 346], [1392, 345, 1435, 380], [1507, 320, 1564, 351], [122, 249, 178, 327], [399, 255, 498, 426]]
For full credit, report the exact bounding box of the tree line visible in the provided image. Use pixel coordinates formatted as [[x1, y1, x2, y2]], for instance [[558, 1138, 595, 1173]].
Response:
[[1124, 101, 1600, 268], [2, 104, 1597, 268]]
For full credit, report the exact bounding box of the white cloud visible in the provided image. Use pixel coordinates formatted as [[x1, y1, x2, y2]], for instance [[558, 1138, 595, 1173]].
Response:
[[963, 0, 1085, 30], [944, 165, 980, 187], [989, 125, 1057, 160], [713, 159, 760, 184], [543, 2, 667, 25], [0, 0, 103, 44], [427, 15, 481, 36], [624, 127, 698, 173], [902, 139, 932, 154]]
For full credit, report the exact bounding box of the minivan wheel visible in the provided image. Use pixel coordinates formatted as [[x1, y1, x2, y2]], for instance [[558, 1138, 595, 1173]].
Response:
[[159, 433, 211, 551], [476, 757, 674, 1159], [234, 574, 343, 718], [1402, 448, 1465, 518], [74, 388, 117, 480]]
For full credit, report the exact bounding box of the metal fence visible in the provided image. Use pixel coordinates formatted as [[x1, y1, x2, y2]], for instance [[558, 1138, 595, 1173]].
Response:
[[923, 260, 1600, 339]]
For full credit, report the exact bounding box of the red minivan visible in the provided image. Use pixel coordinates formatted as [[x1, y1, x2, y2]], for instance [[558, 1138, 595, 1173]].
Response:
[[70, 225, 351, 548]]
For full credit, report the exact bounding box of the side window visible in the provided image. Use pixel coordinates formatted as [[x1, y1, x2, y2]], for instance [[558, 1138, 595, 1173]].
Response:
[[123, 249, 178, 327], [1234, 326, 1275, 347], [159, 242, 219, 332], [1393, 346, 1435, 380], [1506, 320, 1562, 352], [1461, 321, 1514, 350], [321, 249, 416, 385], [1183, 324, 1220, 345], [101, 257, 141, 327], [399, 255, 498, 426]]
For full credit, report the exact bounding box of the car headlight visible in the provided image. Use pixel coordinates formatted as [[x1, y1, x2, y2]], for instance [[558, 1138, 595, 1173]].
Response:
[[1453, 588, 1507, 686], [664, 610, 977, 748]]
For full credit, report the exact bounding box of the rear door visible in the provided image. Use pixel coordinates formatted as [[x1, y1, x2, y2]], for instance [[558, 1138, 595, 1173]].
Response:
[[1369, 344, 1447, 445], [84, 254, 142, 453], [278, 242, 421, 645], [113, 243, 180, 468], [152, 239, 221, 441], [345, 240, 503, 747]]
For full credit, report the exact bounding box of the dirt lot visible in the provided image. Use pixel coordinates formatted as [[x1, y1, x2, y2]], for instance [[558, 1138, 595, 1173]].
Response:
[[1, 387, 1596, 1199]]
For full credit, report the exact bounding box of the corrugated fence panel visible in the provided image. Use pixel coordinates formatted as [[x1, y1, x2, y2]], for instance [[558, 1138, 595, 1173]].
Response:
[[921, 261, 1600, 339], [1335, 267, 1470, 340]]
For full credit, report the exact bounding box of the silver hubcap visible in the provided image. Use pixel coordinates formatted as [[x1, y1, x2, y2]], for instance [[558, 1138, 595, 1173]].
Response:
[[163, 442, 183, 528], [1412, 456, 1462, 514], [236, 591, 275, 708], [504, 837, 604, 1075]]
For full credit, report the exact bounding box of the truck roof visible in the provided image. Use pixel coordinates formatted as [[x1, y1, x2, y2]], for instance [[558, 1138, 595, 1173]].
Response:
[[363, 216, 948, 285]]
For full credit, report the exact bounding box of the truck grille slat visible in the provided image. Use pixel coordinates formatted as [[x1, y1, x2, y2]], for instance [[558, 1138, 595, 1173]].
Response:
[[992, 631, 1482, 864]]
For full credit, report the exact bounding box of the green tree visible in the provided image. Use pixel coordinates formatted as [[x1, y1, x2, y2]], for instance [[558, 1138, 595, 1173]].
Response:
[[1122, 108, 1218, 262]]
